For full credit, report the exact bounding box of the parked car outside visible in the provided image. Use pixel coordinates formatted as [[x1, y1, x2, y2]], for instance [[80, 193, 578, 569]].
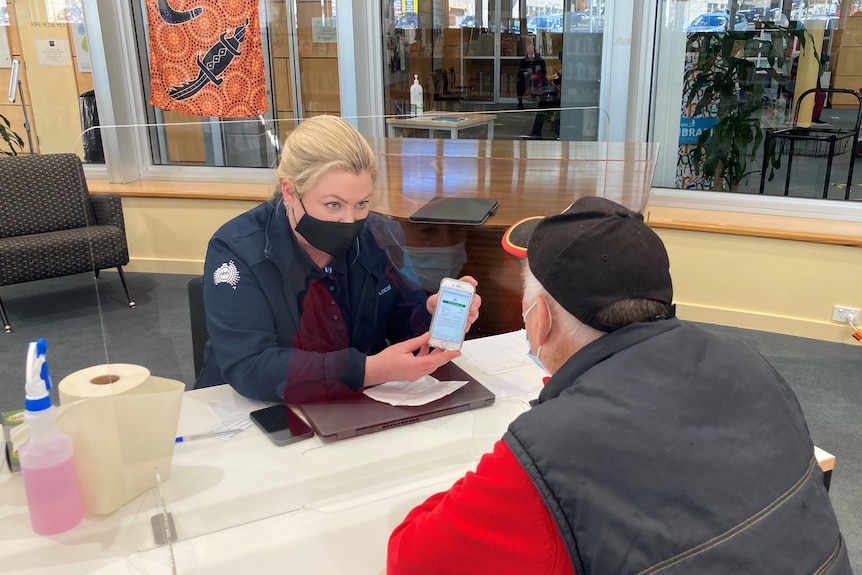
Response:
[[395, 11, 419, 29], [737, 9, 762, 24], [529, 14, 562, 34], [686, 12, 749, 33]]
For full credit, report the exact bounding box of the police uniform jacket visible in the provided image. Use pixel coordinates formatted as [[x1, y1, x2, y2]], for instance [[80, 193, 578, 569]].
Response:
[[196, 200, 431, 402]]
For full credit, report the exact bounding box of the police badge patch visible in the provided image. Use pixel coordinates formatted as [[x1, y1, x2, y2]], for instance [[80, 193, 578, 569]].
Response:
[[214, 260, 240, 289]]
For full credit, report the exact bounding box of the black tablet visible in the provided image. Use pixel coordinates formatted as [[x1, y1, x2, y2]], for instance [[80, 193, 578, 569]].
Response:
[[408, 197, 499, 225]]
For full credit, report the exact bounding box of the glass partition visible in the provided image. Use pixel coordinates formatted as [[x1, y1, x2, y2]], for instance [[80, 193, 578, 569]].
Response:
[[0, 104, 658, 571]]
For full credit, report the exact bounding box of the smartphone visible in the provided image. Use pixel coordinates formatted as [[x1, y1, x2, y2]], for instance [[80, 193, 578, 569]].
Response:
[[250, 404, 314, 446], [428, 277, 475, 351]]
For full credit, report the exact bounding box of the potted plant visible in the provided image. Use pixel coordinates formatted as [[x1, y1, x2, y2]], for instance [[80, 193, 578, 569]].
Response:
[[0, 113, 24, 156], [685, 9, 812, 192]]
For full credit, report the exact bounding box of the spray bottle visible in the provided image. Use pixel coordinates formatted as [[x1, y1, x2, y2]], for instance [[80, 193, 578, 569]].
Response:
[[410, 74, 424, 117], [18, 339, 83, 534]]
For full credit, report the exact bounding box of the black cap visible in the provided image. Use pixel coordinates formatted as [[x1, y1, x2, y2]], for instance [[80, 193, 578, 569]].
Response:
[[502, 197, 673, 332]]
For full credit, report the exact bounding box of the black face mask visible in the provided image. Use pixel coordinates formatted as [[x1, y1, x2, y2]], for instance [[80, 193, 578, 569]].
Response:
[[293, 198, 366, 258]]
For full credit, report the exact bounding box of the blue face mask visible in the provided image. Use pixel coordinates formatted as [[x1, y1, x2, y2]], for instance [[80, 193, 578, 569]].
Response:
[[523, 301, 551, 374]]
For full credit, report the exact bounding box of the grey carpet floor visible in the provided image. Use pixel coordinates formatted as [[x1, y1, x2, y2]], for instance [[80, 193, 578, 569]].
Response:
[[1, 271, 859, 569]]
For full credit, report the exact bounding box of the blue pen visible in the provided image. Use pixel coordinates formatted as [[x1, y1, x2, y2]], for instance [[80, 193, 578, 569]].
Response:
[[175, 429, 245, 443]]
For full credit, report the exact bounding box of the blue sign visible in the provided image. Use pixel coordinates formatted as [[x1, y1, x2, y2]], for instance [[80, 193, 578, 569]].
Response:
[[679, 117, 718, 145]]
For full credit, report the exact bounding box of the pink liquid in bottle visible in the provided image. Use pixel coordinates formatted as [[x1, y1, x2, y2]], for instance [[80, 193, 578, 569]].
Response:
[[20, 339, 83, 535], [21, 453, 83, 535]]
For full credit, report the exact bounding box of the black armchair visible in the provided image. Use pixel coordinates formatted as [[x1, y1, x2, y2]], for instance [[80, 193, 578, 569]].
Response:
[[0, 153, 134, 332]]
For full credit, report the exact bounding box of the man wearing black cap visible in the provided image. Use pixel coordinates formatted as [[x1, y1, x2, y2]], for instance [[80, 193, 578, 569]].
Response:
[[388, 197, 851, 575]]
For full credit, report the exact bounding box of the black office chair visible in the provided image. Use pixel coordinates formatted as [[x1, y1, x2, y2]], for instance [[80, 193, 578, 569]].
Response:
[[448, 66, 472, 98], [430, 71, 462, 111], [187, 275, 208, 380]]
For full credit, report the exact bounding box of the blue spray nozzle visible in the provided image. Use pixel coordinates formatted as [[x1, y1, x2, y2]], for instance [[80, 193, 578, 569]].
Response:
[[36, 338, 51, 392], [25, 339, 52, 412]]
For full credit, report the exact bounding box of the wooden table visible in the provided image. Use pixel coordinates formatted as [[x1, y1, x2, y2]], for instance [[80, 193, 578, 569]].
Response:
[[369, 139, 659, 335], [385, 113, 497, 139]]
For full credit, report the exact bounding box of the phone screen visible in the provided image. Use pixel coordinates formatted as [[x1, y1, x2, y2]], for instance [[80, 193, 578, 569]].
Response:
[[430, 284, 473, 347], [250, 405, 314, 446]]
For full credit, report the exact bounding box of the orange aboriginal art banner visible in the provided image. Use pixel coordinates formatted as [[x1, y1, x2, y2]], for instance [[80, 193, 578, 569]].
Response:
[[146, 0, 268, 118]]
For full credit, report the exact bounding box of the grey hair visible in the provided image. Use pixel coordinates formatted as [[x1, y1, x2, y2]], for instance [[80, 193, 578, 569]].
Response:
[[273, 115, 377, 199], [522, 266, 604, 345]]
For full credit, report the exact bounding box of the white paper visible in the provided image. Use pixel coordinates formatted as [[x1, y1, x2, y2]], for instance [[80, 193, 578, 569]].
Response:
[[363, 375, 468, 406], [461, 330, 535, 375], [211, 394, 269, 423], [34, 38, 72, 66], [312, 17, 336, 43], [469, 370, 544, 399], [176, 395, 255, 441]]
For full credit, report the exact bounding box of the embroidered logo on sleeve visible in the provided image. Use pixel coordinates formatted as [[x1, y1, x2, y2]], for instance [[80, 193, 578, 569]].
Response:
[[213, 260, 240, 289]]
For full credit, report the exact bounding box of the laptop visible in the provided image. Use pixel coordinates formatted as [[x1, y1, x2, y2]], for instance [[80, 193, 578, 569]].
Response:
[[298, 362, 496, 441], [408, 197, 499, 225]]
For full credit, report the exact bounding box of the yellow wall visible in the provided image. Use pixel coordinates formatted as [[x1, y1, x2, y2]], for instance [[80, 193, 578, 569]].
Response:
[[122, 197, 257, 275], [657, 228, 862, 345], [15, 0, 84, 155], [120, 196, 862, 346]]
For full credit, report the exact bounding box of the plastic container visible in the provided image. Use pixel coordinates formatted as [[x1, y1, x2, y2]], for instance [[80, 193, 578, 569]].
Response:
[[410, 74, 424, 117], [18, 339, 83, 535]]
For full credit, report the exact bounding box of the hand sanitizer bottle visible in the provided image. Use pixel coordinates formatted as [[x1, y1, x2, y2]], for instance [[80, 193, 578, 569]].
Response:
[[410, 74, 424, 117], [18, 339, 83, 534]]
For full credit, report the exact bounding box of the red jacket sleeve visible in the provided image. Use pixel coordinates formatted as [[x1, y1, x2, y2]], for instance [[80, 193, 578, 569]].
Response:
[[387, 440, 575, 575]]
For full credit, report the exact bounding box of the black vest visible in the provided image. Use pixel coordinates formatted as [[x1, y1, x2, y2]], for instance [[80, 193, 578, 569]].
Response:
[[506, 319, 851, 574]]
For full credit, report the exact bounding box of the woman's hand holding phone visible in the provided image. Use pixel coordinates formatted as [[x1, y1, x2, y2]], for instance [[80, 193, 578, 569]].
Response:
[[427, 277, 479, 350], [364, 332, 460, 388], [363, 277, 480, 387], [426, 275, 481, 336]]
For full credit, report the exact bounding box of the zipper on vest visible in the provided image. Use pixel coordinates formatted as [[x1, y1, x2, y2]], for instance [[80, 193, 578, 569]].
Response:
[[637, 456, 818, 575]]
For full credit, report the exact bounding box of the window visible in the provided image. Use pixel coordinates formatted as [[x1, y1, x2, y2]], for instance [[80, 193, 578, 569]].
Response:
[[0, 1, 97, 158], [129, 0, 342, 169]]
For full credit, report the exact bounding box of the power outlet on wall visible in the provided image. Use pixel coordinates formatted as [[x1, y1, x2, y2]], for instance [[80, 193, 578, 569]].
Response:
[[832, 306, 860, 324]]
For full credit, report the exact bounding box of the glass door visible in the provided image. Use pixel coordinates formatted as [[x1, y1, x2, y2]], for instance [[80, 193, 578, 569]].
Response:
[[460, 0, 495, 101], [559, 0, 604, 140]]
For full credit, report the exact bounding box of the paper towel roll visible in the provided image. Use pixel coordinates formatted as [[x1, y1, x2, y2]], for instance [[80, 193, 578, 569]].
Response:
[[54, 364, 184, 516], [58, 363, 151, 404]]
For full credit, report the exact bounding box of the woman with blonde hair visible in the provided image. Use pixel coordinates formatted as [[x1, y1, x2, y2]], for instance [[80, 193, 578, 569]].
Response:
[[197, 116, 480, 402]]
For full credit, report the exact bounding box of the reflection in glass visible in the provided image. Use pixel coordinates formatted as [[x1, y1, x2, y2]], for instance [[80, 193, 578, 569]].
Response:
[[381, 0, 606, 142]]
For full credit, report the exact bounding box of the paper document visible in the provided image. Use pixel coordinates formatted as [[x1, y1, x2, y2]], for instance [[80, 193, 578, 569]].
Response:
[[461, 330, 534, 375], [211, 395, 269, 422], [363, 375, 468, 406], [201, 415, 255, 440]]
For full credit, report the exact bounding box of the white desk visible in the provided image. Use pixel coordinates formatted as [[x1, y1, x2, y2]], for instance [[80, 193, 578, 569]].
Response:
[[385, 113, 497, 139], [0, 337, 839, 574], [0, 350, 542, 574]]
